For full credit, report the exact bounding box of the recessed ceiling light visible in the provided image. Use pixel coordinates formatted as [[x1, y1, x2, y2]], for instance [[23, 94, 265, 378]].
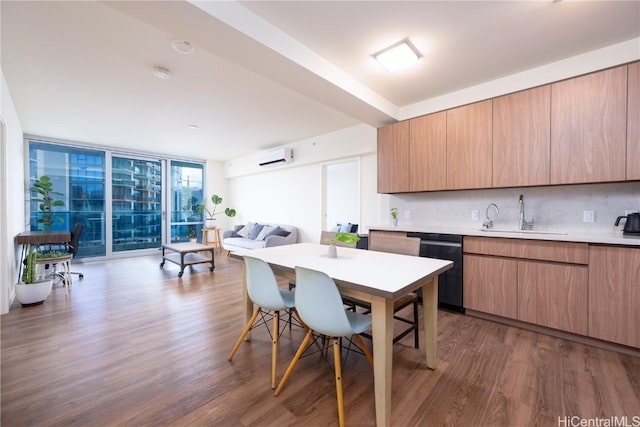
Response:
[[152, 66, 171, 79], [372, 38, 422, 72], [188, 124, 199, 130], [172, 40, 195, 55]]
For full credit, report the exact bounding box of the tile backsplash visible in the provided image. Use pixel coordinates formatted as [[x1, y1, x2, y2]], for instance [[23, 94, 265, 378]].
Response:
[[390, 182, 640, 232]]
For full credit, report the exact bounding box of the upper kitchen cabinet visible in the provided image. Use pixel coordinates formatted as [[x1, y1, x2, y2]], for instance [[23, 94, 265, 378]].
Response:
[[409, 112, 447, 192], [446, 100, 493, 190], [628, 61, 640, 180], [377, 121, 410, 193], [493, 86, 551, 187], [550, 65, 627, 185]]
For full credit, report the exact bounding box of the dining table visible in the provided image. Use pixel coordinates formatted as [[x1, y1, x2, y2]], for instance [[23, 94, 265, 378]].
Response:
[[235, 242, 453, 427]]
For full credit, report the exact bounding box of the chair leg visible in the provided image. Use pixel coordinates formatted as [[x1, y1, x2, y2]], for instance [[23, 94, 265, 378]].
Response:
[[274, 329, 313, 396], [272, 310, 280, 389], [333, 338, 345, 427], [352, 334, 374, 366], [413, 300, 419, 349], [228, 308, 261, 361]]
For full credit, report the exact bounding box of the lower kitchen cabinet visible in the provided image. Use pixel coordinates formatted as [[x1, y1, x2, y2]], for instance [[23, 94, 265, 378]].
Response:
[[464, 254, 517, 318], [588, 245, 640, 348], [517, 260, 588, 335]]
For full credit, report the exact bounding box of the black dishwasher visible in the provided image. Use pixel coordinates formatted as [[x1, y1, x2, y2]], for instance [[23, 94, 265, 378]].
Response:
[[407, 232, 464, 313]]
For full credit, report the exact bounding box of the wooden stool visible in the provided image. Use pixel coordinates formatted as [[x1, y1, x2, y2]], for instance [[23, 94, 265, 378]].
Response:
[[201, 227, 221, 250]]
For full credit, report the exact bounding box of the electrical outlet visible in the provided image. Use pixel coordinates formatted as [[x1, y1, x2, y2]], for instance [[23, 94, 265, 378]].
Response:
[[405, 210, 411, 219], [583, 210, 595, 223], [471, 210, 479, 221]]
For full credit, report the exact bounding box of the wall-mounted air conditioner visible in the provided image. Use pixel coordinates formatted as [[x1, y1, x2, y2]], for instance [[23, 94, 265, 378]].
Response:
[[258, 148, 293, 167]]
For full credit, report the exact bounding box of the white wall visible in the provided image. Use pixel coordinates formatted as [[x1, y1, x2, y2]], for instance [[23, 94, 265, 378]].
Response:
[[225, 124, 378, 243], [1, 69, 25, 314]]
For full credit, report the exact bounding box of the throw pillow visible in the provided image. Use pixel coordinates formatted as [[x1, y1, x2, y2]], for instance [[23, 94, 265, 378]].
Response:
[[330, 224, 341, 232], [256, 225, 275, 240], [339, 223, 353, 233], [266, 226, 290, 238], [236, 222, 255, 238], [248, 224, 265, 240]]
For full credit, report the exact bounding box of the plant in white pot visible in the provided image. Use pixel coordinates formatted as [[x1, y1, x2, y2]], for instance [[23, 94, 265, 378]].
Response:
[[325, 232, 360, 258], [15, 246, 53, 306], [31, 175, 65, 231], [197, 194, 237, 228]]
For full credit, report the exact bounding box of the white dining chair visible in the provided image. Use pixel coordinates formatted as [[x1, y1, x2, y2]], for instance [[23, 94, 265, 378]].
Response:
[[274, 266, 373, 427], [227, 255, 299, 389]]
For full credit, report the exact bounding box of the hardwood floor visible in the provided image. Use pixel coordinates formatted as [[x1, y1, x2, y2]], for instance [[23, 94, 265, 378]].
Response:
[[2, 253, 639, 426]]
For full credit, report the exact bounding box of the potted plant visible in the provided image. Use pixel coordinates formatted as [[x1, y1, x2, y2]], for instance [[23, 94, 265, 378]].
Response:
[[326, 232, 360, 258], [390, 207, 399, 227], [197, 194, 237, 228], [15, 245, 53, 306], [31, 175, 65, 231], [188, 226, 197, 243]]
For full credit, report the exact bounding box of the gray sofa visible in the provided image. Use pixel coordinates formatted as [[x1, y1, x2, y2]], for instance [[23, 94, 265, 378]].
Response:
[[222, 222, 298, 252]]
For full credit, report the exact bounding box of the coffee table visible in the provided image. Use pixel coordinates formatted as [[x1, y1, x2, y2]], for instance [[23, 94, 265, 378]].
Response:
[[160, 242, 215, 277]]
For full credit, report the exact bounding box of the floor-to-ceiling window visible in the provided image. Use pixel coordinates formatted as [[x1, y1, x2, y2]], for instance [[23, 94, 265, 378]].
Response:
[[28, 138, 205, 258]]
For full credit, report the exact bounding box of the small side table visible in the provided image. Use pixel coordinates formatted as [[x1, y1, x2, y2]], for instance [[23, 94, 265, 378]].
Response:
[[201, 227, 222, 250]]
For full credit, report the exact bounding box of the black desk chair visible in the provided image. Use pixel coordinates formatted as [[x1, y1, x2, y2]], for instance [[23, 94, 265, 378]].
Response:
[[67, 223, 84, 281]]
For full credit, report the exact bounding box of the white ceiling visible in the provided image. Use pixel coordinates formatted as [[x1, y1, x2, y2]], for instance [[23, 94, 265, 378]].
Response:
[[2, 1, 639, 161]]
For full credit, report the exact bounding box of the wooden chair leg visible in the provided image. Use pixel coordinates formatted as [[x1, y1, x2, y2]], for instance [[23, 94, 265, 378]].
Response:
[[274, 329, 313, 396], [333, 338, 345, 427], [228, 308, 261, 361], [272, 310, 280, 389], [353, 334, 374, 366], [413, 300, 419, 349]]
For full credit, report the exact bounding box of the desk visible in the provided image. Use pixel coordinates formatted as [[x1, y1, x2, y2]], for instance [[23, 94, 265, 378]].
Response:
[[237, 243, 453, 426], [160, 242, 215, 277], [15, 231, 72, 282]]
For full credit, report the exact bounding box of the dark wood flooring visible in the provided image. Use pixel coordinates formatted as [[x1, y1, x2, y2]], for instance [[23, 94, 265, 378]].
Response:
[[2, 252, 639, 426]]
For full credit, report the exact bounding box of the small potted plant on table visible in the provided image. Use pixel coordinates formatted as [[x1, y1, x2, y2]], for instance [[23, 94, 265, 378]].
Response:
[[326, 232, 360, 258]]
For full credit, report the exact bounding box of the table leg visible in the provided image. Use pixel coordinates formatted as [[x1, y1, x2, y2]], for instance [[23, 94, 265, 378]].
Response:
[[370, 296, 394, 427], [421, 276, 439, 369], [241, 259, 253, 341]]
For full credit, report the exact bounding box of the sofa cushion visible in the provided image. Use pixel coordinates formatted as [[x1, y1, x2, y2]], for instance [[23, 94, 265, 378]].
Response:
[[248, 223, 265, 240], [256, 225, 274, 240], [224, 237, 266, 250], [266, 225, 290, 238], [237, 222, 256, 238]]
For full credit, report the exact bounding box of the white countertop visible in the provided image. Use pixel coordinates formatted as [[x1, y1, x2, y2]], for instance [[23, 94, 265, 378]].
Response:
[[368, 224, 640, 246]]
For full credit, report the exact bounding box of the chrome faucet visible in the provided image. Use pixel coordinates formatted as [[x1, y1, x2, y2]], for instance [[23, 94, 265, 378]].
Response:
[[519, 194, 534, 230], [482, 203, 499, 229]]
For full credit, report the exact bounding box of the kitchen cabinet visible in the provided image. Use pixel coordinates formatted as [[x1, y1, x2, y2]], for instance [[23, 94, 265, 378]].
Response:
[[628, 61, 640, 180], [550, 65, 627, 184], [518, 260, 587, 335], [464, 237, 589, 334], [446, 100, 493, 190], [377, 121, 410, 193], [588, 245, 640, 348], [493, 85, 551, 187], [409, 112, 447, 191], [464, 254, 517, 318]]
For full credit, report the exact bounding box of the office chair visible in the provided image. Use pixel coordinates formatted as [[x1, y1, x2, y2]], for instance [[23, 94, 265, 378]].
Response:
[[274, 266, 373, 427], [67, 223, 84, 282]]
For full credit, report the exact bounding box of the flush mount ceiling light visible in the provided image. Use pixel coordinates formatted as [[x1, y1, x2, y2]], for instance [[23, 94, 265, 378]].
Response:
[[372, 38, 422, 72], [171, 40, 195, 55], [152, 66, 171, 80]]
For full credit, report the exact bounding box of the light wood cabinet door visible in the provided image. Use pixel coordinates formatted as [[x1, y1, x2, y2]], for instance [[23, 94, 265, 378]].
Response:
[[628, 61, 640, 180], [493, 86, 550, 187], [518, 260, 588, 335], [409, 112, 447, 191], [446, 100, 493, 190], [464, 254, 517, 318], [551, 66, 627, 184], [588, 245, 640, 348], [377, 121, 410, 193]]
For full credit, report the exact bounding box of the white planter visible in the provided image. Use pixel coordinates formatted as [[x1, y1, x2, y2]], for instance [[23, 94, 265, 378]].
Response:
[[15, 279, 53, 306], [205, 218, 217, 228]]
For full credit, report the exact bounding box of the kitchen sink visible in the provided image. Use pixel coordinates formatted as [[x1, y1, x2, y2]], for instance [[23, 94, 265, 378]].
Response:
[[479, 228, 568, 236]]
